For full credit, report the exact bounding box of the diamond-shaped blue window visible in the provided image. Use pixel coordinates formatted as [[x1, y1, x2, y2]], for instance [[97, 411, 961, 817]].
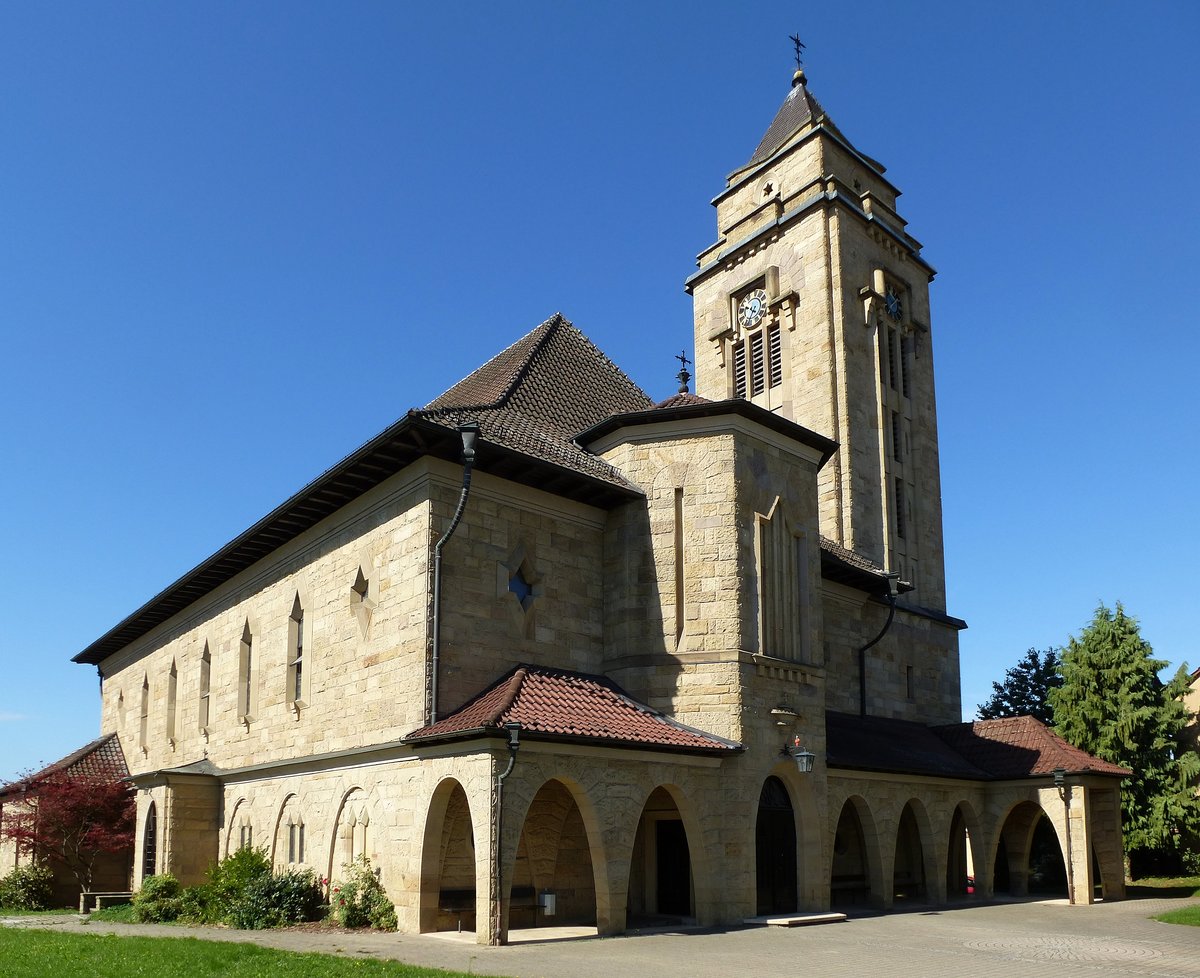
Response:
[[509, 567, 533, 604]]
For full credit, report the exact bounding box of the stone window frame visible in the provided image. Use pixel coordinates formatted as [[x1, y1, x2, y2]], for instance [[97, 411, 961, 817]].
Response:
[[286, 582, 313, 714], [138, 674, 150, 753], [272, 794, 308, 868], [754, 497, 811, 664], [349, 547, 376, 639], [165, 659, 178, 747], [237, 616, 259, 725], [198, 641, 212, 735], [226, 798, 254, 857], [497, 542, 540, 637]]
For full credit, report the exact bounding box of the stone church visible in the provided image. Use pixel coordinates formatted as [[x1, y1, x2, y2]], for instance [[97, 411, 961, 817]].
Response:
[[69, 66, 1128, 941]]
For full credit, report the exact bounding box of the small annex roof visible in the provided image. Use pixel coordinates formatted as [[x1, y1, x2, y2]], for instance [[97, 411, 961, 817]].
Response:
[[935, 716, 1131, 779], [577, 393, 838, 468], [0, 733, 128, 798], [827, 713, 1129, 782], [407, 664, 742, 756], [826, 713, 992, 780]]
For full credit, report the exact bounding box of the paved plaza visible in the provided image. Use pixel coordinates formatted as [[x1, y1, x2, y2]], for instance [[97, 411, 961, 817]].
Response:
[[6, 897, 1200, 978]]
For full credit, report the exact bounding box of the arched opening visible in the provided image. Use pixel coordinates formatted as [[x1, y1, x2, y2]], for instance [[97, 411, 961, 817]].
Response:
[[141, 801, 158, 881], [830, 799, 873, 907], [418, 779, 477, 934], [892, 802, 926, 901], [628, 786, 694, 926], [756, 776, 797, 914], [945, 804, 976, 899], [510, 779, 597, 929], [327, 788, 372, 887], [992, 801, 1066, 898]]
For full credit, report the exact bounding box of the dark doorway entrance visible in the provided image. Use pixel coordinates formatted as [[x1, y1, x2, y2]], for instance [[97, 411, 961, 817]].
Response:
[[656, 819, 691, 915], [756, 776, 797, 914]]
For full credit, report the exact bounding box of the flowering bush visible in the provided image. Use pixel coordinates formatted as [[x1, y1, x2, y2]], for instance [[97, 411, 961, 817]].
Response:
[[328, 856, 396, 930], [0, 864, 54, 910]]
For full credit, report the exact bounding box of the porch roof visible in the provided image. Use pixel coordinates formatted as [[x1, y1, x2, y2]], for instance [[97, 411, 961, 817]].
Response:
[[935, 716, 1131, 779], [407, 665, 742, 756]]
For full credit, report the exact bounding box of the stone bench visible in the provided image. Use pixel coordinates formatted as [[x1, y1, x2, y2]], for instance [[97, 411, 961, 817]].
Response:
[[79, 891, 133, 913]]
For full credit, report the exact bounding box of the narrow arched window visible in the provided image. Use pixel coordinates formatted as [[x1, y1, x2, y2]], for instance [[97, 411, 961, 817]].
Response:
[[142, 802, 158, 880], [198, 642, 211, 731], [287, 595, 305, 708], [165, 661, 178, 743]]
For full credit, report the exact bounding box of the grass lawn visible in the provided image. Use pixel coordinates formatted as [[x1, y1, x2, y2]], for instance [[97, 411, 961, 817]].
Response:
[[1128, 875, 1200, 899], [0, 928, 498, 978], [1155, 904, 1200, 926], [0, 908, 77, 918]]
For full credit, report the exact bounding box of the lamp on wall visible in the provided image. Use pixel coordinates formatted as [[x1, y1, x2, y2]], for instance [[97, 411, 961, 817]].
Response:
[[784, 735, 816, 774], [1053, 768, 1066, 789]]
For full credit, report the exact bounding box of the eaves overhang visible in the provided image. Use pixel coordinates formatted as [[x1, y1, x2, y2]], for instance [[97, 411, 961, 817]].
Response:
[[74, 414, 641, 667], [578, 398, 838, 470], [405, 725, 742, 759]]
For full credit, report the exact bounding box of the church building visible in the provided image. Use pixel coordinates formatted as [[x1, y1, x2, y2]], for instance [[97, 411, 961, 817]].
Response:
[[70, 66, 1128, 942]]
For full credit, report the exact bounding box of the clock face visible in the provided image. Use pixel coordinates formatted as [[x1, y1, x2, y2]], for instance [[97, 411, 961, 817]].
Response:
[[737, 288, 767, 330], [885, 286, 903, 322]]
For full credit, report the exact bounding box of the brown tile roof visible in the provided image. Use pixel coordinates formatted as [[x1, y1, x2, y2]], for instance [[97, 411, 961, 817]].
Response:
[[407, 665, 741, 755], [827, 713, 1128, 781], [935, 717, 1131, 779], [1, 733, 128, 797], [654, 392, 712, 409], [420, 314, 653, 492]]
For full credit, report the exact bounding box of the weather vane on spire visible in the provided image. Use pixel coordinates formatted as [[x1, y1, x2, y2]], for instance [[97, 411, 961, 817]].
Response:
[[675, 350, 692, 394], [789, 33, 806, 71]]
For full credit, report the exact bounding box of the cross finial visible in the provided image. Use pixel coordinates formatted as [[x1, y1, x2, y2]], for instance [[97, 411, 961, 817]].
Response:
[[675, 350, 692, 394], [790, 33, 806, 70]]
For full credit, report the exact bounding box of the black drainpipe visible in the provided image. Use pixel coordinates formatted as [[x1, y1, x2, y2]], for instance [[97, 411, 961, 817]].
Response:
[[491, 722, 521, 946], [429, 421, 480, 726], [858, 572, 900, 717]]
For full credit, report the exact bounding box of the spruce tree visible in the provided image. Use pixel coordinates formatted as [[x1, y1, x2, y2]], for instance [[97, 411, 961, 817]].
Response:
[[977, 648, 1062, 723], [1049, 602, 1200, 874]]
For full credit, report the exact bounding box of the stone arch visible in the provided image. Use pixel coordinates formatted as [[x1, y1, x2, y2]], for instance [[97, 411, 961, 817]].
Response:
[[418, 777, 479, 934], [225, 797, 254, 857], [755, 775, 797, 914], [141, 800, 158, 880], [327, 786, 374, 884], [829, 794, 884, 908], [892, 798, 935, 902], [270, 793, 310, 870], [990, 800, 1067, 898], [505, 776, 606, 930], [944, 800, 983, 899], [625, 783, 704, 926]]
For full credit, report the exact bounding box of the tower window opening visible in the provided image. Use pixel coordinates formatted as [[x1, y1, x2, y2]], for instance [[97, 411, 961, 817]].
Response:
[[750, 332, 766, 395], [894, 477, 906, 540], [733, 342, 747, 398], [887, 327, 899, 390], [891, 412, 903, 463], [901, 335, 913, 398], [768, 323, 782, 389]]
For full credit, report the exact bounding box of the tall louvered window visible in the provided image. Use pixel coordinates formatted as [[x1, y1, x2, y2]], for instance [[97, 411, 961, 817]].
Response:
[[733, 343, 747, 398], [731, 324, 783, 398]]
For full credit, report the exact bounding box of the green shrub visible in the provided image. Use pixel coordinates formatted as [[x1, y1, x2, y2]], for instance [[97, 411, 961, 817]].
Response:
[[227, 868, 324, 930], [180, 846, 271, 924], [329, 856, 396, 930], [132, 873, 183, 923], [0, 864, 54, 910]]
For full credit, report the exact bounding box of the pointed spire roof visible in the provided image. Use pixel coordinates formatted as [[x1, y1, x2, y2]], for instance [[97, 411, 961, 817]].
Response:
[[746, 68, 828, 169]]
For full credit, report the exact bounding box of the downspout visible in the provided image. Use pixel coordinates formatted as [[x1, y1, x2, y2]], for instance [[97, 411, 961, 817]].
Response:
[[858, 572, 900, 717], [1054, 769, 1076, 904], [490, 722, 522, 946], [429, 421, 480, 726]]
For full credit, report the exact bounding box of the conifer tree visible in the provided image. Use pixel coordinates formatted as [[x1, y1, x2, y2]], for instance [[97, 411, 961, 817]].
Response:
[[977, 648, 1062, 723], [1049, 602, 1200, 874]]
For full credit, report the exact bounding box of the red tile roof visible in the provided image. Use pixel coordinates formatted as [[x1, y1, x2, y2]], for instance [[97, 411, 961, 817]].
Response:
[[935, 716, 1131, 779], [654, 392, 712, 409], [420, 314, 653, 492], [1, 733, 128, 797], [408, 665, 740, 755]]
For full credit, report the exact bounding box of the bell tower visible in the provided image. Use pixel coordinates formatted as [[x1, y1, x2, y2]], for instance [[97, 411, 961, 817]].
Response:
[[685, 66, 948, 611]]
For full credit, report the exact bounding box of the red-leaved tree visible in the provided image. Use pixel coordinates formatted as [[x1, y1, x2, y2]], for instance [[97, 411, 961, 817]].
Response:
[[0, 771, 135, 891]]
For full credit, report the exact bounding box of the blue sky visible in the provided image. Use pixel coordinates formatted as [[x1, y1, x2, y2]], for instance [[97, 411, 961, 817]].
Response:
[[2, 1, 1198, 779]]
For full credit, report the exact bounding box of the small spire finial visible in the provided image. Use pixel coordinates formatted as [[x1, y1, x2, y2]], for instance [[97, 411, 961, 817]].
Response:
[[789, 32, 807, 86], [675, 350, 692, 394]]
